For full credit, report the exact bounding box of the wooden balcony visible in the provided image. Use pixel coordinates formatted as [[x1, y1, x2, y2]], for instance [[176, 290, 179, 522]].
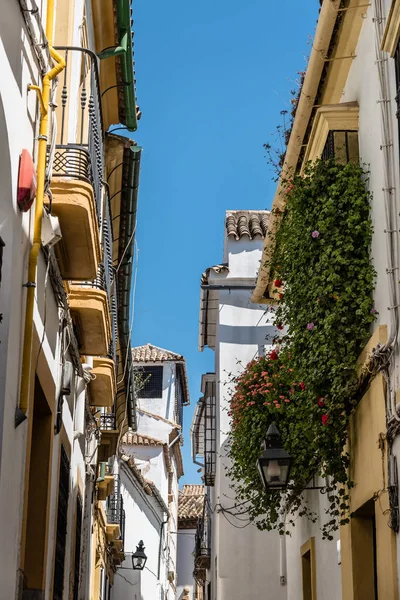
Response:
[[89, 357, 116, 407]]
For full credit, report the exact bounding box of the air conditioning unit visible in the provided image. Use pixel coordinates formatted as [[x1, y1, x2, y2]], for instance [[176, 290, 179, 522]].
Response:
[[42, 210, 62, 247]]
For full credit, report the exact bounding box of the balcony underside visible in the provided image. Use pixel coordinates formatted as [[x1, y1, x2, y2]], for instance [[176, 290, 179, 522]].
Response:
[[106, 523, 121, 543], [97, 475, 115, 501], [50, 178, 101, 280], [68, 286, 111, 356], [98, 430, 119, 462], [195, 555, 211, 570], [89, 357, 116, 407]]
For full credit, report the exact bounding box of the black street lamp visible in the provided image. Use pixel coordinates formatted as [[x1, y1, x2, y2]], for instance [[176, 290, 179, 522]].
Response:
[[131, 540, 147, 571], [257, 423, 292, 490]]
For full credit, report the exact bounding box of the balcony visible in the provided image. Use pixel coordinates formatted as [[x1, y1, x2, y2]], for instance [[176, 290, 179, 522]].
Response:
[[49, 46, 104, 281], [98, 413, 119, 462], [89, 357, 116, 407], [194, 513, 211, 573], [96, 461, 115, 501], [68, 265, 111, 356], [106, 476, 126, 565]]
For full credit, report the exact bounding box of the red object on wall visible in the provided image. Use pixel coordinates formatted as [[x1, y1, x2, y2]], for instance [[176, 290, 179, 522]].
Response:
[[17, 149, 36, 212]]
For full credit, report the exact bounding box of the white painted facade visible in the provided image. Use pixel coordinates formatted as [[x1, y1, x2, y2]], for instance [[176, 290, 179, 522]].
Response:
[[0, 1, 108, 598], [176, 528, 196, 600], [114, 348, 189, 600], [195, 216, 289, 600]]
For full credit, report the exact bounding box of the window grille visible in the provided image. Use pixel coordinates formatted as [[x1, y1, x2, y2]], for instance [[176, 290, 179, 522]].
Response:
[[136, 366, 163, 398], [73, 493, 83, 600], [321, 130, 359, 163], [53, 446, 70, 600]]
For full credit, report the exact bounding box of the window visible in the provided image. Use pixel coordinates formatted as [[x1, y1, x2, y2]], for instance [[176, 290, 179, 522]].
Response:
[[301, 103, 359, 168], [321, 130, 359, 163], [301, 537, 316, 600], [53, 446, 70, 600], [73, 493, 83, 600], [136, 366, 163, 398]]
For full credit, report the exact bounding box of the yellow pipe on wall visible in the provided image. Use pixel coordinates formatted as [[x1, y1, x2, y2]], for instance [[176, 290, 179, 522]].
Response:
[[17, 1, 65, 420]]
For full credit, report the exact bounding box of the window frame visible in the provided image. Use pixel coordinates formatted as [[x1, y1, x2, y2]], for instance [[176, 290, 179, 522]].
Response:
[[301, 103, 359, 170], [136, 365, 164, 399]]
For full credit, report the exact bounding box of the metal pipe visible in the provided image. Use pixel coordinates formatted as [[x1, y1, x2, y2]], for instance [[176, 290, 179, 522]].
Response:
[[157, 518, 169, 580], [17, 0, 66, 424]]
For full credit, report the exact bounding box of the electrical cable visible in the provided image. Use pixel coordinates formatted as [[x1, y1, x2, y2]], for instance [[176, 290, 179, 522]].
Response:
[[219, 510, 252, 529]]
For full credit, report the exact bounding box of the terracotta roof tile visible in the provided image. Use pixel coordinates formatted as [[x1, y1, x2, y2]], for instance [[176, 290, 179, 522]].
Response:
[[121, 431, 164, 446], [178, 484, 204, 522], [132, 343, 185, 363], [226, 210, 270, 240]]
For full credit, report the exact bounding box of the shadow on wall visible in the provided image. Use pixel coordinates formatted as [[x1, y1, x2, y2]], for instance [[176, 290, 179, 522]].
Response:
[[0, 2, 25, 93], [0, 91, 13, 464]]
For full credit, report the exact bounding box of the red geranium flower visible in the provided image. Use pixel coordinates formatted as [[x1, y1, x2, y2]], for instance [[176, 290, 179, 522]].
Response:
[[321, 414, 329, 426], [269, 350, 279, 360], [299, 382, 306, 390], [317, 397, 325, 408], [274, 279, 283, 288], [276, 323, 284, 330]]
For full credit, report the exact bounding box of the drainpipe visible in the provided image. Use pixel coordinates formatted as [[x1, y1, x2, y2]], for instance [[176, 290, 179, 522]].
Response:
[[157, 518, 169, 581], [16, 0, 66, 426], [279, 509, 287, 586]]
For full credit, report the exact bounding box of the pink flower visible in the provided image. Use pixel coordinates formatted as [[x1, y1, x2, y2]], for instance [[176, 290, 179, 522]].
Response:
[[321, 414, 329, 426], [307, 322, 315, 331], [311, 230, 320, 239], [289, 388, 294, 395]]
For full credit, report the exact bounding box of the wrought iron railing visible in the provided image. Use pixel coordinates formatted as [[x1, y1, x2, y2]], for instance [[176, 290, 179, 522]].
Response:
[[107, 476, 125, 543], [53, 46, 104, 220], [195, 511, 211, 568], [100, 413, 117, 431]]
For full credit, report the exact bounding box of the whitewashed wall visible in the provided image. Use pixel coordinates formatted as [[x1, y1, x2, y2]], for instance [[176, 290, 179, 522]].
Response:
[[112, 462, 169, 600], [0, 1, 95, 597], [176, 528, 196, 600], [0, 2, 45, 595]]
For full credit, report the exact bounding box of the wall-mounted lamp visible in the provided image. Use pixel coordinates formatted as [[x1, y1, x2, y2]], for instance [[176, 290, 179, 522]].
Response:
[[132, 540, 147, 571]]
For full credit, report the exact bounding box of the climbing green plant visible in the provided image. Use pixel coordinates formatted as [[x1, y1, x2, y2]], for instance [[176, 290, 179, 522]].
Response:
[[227, 159, 376, 538]]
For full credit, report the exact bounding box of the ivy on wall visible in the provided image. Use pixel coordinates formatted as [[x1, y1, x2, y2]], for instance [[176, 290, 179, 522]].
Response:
[[227, 159, 376, 538]]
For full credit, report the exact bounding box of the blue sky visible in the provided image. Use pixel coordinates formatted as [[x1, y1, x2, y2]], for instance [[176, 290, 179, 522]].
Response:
[[129, 0, 319, 484]]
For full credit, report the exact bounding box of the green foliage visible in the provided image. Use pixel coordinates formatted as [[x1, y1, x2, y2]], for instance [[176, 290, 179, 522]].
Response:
[[227, 159, 376, 538]]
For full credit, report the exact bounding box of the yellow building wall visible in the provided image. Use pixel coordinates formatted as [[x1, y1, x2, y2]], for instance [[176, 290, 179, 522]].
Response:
[[341, 371, 398, 600]]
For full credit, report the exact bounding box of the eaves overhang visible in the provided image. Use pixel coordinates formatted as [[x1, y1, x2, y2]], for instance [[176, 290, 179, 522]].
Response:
[[252, 0, 366, 304], [115, 143, 142, 431]]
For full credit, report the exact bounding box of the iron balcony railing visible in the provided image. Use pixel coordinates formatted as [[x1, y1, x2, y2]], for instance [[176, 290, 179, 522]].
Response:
[[195, 512, 211, 569], [52, 46, 104, 220], [100, 413, 117, 431], [107, 475, 126, 544]]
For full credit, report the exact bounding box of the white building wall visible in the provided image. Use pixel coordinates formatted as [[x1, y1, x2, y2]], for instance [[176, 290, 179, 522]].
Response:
[[0, 2, 97, 597], [176, 528, 196, 600], [0, 2, 41, 593], [112, 462, 169, 600]]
